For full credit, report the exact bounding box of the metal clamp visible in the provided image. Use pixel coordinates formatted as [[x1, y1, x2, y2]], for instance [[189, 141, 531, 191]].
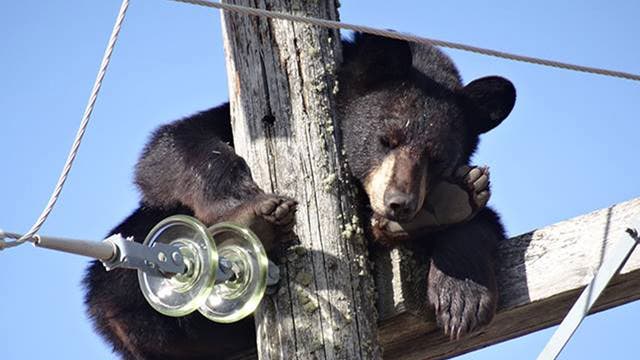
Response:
[[102, 234, 186, 276], [267, 261, 280, 287]]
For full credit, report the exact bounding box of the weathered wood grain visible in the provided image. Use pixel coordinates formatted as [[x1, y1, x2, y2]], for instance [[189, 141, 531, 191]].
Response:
[[220, 1, 380, 359], [377, 197, 640, 360]]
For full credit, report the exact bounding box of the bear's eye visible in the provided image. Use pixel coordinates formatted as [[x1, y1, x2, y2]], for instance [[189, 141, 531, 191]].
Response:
[[379, 136, 396, 150], [430, 157, 443, 167]]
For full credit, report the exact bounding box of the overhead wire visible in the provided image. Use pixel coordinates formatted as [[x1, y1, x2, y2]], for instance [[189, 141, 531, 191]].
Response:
[[171, 0, 640, 82], [0, 0, 131, 250]]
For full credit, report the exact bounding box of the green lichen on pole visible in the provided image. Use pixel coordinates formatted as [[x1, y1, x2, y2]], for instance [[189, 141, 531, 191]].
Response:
[[220, 1, 380, 359]]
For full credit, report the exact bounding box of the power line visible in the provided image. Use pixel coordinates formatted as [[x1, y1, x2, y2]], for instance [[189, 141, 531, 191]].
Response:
[[0, 0, 131, 250], [170, 0, 640, 82]]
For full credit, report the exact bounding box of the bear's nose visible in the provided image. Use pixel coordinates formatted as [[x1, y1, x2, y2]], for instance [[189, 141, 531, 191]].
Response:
[[384, 191, 416, 222]]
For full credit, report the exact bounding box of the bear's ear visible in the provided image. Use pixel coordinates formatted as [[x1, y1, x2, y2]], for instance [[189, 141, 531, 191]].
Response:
[[463, 76, 516, 134], [341, 33, 413, 88]]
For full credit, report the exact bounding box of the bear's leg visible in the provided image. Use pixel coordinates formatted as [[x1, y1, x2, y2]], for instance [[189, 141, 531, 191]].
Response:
[[425, 207, 504, 339], [134, 105, 266, 225]]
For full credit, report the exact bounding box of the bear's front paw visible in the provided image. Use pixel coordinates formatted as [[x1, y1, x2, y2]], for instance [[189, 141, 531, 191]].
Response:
[[428, 262, 497, 340], [425, 165, 490, 226], [255, 195, 298, 232]]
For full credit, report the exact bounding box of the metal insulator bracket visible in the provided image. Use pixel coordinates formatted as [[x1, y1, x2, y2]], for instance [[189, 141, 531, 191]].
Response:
[[102, 234, 187, 276]]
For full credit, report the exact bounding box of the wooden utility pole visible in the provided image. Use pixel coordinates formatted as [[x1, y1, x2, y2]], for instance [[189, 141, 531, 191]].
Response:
[[220, 1, 380, 359]]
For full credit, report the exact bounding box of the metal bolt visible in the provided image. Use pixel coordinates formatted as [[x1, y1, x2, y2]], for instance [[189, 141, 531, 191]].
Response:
[[267, 261, 280, 286], [157, 252, 167, 263], [171, 251, 183, 264]]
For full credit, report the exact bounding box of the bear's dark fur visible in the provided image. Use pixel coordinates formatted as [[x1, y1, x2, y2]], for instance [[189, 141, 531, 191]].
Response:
[[337, 33, 515, 338], [83, 33, 516, 359]]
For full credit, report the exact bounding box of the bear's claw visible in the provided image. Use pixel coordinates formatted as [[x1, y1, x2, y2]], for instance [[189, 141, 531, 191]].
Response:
[[428, 261, 496, 340]]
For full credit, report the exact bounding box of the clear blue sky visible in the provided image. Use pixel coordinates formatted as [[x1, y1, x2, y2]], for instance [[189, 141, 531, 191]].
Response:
[[1, 1, 639, 359]]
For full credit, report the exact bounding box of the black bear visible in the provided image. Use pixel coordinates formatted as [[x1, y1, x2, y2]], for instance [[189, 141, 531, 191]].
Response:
[[337, 33, 515, 339], [83, 32, 514, 359]]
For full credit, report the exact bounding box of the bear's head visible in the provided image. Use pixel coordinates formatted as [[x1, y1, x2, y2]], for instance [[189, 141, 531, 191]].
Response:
[[337, 33, 516, 222]]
